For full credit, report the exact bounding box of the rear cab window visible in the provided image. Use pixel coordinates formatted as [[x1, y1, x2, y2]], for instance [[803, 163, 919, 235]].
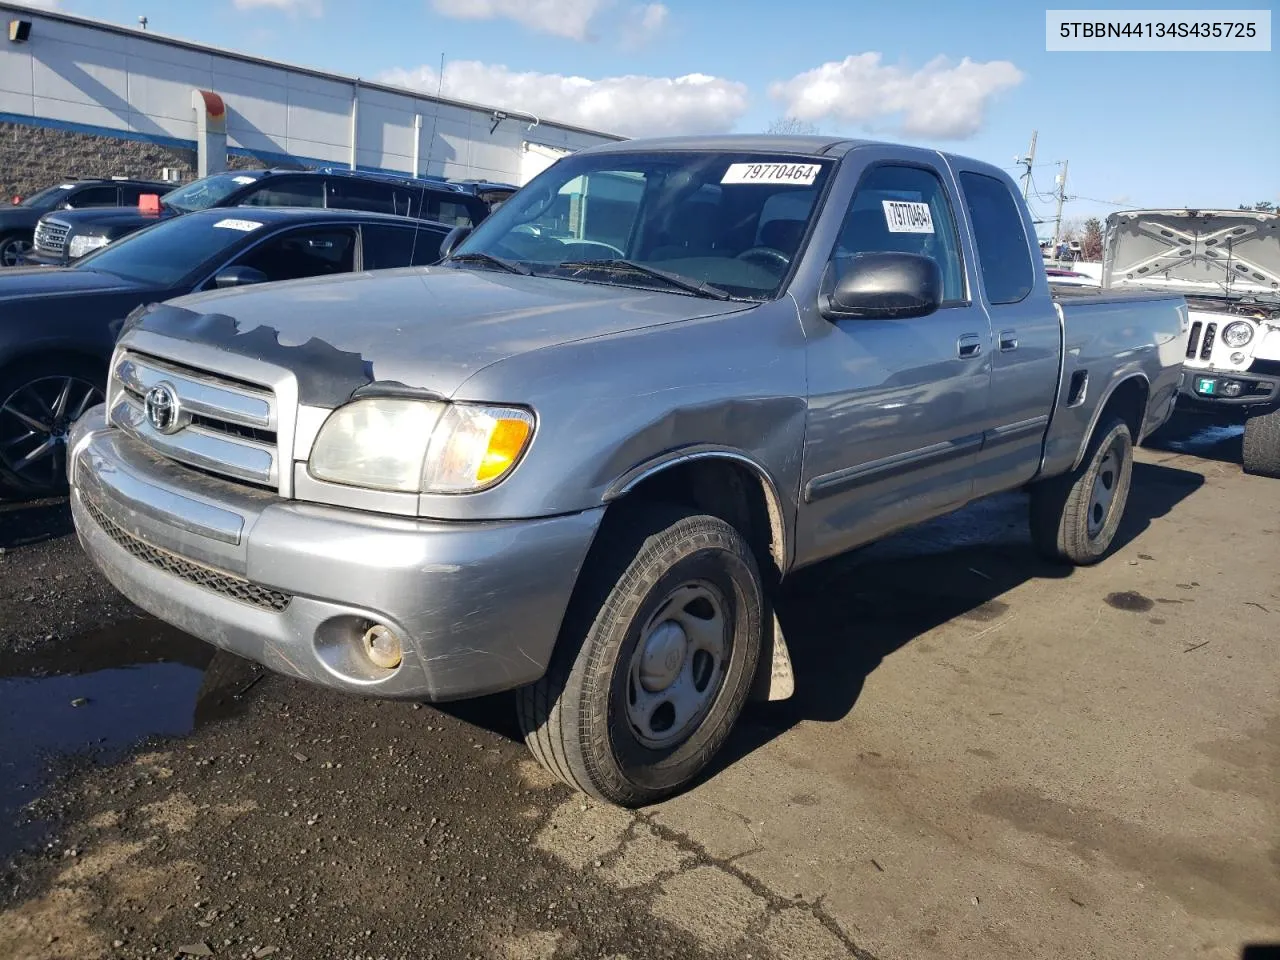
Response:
[[957, 172, 1036, 304]]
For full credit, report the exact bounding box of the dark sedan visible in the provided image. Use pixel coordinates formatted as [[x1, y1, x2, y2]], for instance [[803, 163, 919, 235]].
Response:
[[0, 207, 450, 498]]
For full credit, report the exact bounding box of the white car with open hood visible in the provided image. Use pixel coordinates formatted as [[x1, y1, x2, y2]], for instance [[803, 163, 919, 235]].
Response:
[[1102, 208, 1280, 476]]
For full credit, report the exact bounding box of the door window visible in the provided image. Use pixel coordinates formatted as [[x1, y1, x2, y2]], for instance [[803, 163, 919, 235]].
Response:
[[68, 186, 119, 208], [832, 165, 966, 304], [423, 195, 478, 227], [360, 224, 417, 271], [411, 228, 446, 266], [233, 227, 356, 282], [958, 172, 1035, 305], [327, 179, 412, 216], [241, 178, 326, 208]]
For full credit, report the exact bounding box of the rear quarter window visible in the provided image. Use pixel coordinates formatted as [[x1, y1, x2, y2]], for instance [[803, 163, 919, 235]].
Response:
[[958, 172, 1036, 305]]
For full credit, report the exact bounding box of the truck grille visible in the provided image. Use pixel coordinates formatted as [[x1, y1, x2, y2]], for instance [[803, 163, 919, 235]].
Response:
[[33, 218, 70, 256], [84, 497, 292, 611], [110, 351, 281, 490], [1185, 321, 1218, 362]]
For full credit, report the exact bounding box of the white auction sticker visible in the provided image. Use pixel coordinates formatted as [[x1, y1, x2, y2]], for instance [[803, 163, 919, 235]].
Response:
[[233, 175, 257, 184], [882, 200, 935, 234], [721, 163, 821, 186], [212, 218, 263, 232]]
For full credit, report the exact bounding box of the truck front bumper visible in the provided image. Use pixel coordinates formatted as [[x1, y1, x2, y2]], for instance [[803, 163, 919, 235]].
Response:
[[68, 408, 603, 701]]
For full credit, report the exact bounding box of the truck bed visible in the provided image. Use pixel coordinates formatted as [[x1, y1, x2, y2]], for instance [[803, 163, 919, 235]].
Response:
[[1039, 290, 1187, 477]]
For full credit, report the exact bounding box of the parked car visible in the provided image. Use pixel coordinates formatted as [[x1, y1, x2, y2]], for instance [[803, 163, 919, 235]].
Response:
[[1102, 208, 1280, 475], [1, 177, 173, 267], [0, 207, 450, 496], [23, 168, 488, 267], [68, 134, 1186, 806]]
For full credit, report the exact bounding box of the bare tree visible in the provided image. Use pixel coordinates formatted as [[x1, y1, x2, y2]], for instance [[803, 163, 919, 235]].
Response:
[[766, 116, 820, 136], [1081, 217, 1104, 260]]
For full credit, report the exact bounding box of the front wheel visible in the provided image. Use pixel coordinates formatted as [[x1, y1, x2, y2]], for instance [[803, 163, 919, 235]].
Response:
[[0, 359, 106, 499], [0, 232, 33, 268], [1029, 417, 1134, 565], [518, 505, 763, 807], [1242, 407, 1280, 478]]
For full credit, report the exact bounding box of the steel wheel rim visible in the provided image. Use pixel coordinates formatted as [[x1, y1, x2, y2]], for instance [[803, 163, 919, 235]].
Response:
[[0, 375, 102, 487], [626, 580, 731, 749], [1, 238, 32, 267], [1087, 439, 1124, 538]]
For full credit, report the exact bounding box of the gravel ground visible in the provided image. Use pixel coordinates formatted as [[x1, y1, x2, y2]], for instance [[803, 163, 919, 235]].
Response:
[[0, 419, 1277, 960]]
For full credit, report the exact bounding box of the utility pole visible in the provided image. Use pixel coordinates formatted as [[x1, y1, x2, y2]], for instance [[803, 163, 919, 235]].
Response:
[[1051, 159, 1069, 256], [1019, 130, 1037, 200]]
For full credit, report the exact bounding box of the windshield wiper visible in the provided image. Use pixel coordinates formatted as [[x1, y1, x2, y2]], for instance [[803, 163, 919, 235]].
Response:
[[444, 251, 531, 276], [553, 259, 731, 300]]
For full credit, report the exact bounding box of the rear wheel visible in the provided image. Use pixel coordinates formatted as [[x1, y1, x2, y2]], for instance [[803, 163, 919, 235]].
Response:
[[518, 504, 763, 807], [1242, 407, 1280, 478], [1029, 417, 1134, 565], [0, 232, 32, 268], [0, 358, 105, 499]]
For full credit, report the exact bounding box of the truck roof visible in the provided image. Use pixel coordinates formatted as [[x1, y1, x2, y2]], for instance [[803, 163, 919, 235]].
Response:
[[578, 134, 873, 157]]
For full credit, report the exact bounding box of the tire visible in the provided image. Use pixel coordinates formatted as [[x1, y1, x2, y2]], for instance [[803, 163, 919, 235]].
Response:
[[1029, 417, 1134, 566], [0, 357, 106, 500], [517, 503, 764, 807], [0, 232, 33, 268], [1242, 407, 1280, 478]]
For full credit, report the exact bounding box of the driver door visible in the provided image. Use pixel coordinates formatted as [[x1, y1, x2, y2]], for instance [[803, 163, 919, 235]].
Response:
[[796, 160, 992, 565]]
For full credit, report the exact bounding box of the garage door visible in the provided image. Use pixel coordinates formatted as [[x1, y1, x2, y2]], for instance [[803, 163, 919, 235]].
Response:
[[520, 142, 573, 185]]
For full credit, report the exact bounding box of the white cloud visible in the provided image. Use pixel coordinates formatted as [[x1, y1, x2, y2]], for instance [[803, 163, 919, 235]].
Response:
[[381, 61, 748, 137], [231, 0, 322, 16], [430, 0, 603, 41], [769, 53, 1023, 140], [624, 2, 668, 44]]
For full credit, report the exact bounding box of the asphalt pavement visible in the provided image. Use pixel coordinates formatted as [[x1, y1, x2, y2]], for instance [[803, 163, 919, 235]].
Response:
[[1, 420, 1277, 960]]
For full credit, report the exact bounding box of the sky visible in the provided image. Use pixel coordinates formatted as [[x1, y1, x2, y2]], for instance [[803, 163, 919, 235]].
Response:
[[20, 0, 1280, 230]]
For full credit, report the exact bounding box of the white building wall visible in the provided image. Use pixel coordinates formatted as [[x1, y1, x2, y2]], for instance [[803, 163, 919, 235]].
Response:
[[0, 2, 620, 183]]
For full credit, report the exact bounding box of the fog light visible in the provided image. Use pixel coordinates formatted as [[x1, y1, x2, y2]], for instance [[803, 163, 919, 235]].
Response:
[[1221, 381, 1243, 398], [362, 624, 403, 669], [1231, 352, 1247, 365]]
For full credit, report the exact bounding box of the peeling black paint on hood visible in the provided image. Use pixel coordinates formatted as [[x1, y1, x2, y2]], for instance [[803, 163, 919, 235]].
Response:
[[127, 266, 755, 405]]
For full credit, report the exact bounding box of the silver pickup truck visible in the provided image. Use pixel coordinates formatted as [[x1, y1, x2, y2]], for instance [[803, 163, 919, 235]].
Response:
[[68, 135, 1187, 806]]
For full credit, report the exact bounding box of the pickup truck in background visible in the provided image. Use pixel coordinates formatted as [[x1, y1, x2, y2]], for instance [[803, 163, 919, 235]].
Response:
[[68, 135, 1186, 806], [1102, 208, 1280, 476]]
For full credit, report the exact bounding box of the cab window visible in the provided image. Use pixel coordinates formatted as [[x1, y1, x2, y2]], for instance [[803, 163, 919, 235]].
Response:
[[958, 172, 1036, 305], [831, 165, 966, 304]]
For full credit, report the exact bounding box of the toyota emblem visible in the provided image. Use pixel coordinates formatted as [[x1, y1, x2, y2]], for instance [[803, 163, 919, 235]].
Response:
[[144, 383, 181, 434]]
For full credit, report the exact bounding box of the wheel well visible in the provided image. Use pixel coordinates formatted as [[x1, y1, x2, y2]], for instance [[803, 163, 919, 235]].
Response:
[[610, 458, 787, 584], [1098, 376, 1149, 440], [0, 349, 107, 387]]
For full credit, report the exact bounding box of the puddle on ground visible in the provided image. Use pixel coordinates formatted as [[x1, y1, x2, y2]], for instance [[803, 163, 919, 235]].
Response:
[[0, 617, 261, 862], [1162, 424, 1244, 456]]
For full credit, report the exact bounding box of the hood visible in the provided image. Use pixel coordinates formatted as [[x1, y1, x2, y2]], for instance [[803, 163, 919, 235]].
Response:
[[0, 265, 143, 303], [130, 266, 756, 404], [43, 206, 172, 235], [1103, 209, 1280, 301]]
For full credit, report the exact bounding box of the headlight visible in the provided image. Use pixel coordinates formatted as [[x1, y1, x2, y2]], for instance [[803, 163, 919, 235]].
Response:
[[68, 234, 110, 259], [1222, 321, 1254, 348], [308, 398, 533, 494]]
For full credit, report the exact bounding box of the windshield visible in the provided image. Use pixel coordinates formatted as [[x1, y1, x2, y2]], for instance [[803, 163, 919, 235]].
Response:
[[73, 214, 269, 286], [19, 184, 75, 209], [163, 172, 262, 213], [451, 151, 836, 300]]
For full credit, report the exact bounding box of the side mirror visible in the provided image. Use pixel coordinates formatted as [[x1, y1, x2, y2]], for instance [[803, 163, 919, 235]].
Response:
[[213, 265, 269, 289], [439, 224, 473, 260], [820, 252, 943, 320]]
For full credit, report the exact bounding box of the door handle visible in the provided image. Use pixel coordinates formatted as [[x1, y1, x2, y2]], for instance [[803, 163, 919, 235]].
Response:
[[957, 334, 983, 359], [999, 329, 1019, 352]]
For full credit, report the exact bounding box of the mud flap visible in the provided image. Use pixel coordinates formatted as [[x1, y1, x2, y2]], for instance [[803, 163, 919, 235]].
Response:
[[749, 610, 795, 702]]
